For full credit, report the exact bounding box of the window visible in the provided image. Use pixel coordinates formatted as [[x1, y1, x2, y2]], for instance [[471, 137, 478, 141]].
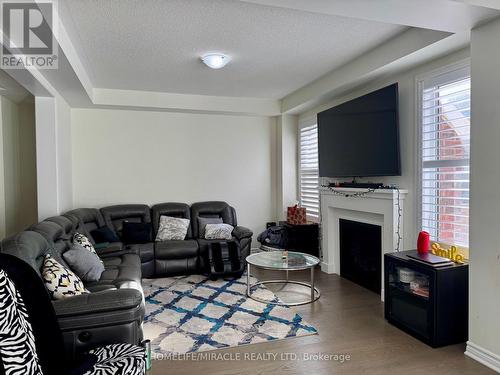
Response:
[[299, 123, 319, 220], [418, 64, 470, 247]]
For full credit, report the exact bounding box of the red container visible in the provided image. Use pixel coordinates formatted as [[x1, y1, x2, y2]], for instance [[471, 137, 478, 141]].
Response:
[[417, 231, 430, 254], [287, 205, 307, 225]]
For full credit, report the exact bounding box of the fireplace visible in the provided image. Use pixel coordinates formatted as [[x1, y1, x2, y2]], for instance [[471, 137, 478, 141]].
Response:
[[339, 219, 382, 294]]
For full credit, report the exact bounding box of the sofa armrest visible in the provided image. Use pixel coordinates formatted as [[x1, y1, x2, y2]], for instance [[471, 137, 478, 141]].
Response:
[[53, 289, 144, 358], [53, 289, 143, 318], [95, 242, 138, 258], [232, 226, 253, 241]]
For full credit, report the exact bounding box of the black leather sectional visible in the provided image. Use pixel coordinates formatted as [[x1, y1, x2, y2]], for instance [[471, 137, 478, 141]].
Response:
[[0, 201, 253, 358]]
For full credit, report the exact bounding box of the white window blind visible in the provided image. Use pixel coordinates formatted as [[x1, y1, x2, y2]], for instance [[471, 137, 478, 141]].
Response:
[[299, 124, 319, 220], [420, 66, 470, 247]]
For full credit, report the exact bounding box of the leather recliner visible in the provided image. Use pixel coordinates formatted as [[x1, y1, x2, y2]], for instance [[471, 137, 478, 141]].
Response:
[[152, 203, 199, 276], [190, 201, 253, 271], [0, 229, 144, 358]]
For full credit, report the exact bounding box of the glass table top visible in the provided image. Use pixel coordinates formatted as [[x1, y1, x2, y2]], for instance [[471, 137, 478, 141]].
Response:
[[246, 251, 320, 270]]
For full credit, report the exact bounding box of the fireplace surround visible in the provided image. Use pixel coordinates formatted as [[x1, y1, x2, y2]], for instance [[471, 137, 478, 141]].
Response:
[[320, 187, 408, 298]]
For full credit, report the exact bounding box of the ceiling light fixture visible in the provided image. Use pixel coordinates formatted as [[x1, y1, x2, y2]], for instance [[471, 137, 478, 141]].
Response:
[[201, 53, 231, 69]]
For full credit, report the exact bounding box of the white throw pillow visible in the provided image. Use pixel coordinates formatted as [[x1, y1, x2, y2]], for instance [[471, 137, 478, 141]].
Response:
[[156, 216, 190, 241], [204, 223, 234, 240], [41, 254, 89, 300]]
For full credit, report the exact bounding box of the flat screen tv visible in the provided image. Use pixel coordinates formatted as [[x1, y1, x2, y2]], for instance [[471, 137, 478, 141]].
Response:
[[317, 83, 401, 178]]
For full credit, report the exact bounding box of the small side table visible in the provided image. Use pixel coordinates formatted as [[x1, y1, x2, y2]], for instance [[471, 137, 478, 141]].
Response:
[[385, 250, 468, 347]]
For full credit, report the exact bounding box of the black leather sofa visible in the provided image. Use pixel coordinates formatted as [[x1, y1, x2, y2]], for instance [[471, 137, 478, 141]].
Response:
[[0, 201, 252, 358], [67, 201, 253, 278]]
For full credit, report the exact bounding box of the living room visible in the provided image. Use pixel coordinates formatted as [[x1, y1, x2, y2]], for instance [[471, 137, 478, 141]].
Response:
[[0, 1, 499, 374]]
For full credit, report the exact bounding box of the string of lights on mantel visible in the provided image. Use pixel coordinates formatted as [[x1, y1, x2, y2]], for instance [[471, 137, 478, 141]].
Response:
[[320, 185, 403, 252]]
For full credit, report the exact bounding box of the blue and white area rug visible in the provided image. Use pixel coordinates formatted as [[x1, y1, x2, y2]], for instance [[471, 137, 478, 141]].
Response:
[[142, 274, 317, 354]]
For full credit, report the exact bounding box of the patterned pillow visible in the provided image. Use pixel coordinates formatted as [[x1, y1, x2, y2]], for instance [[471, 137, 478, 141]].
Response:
[[204, 223, 234, 240], [41, 254, 89, 300], [0, 270, 44, 375], [156, 216, 190, 241], [73, 232, 103, 265]]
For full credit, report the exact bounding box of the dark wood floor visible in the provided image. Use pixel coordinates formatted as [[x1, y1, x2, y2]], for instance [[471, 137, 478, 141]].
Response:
[[150, 268, 493, 375]]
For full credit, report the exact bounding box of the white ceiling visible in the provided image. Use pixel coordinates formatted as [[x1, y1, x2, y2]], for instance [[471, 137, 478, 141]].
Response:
[[60, 0, 405, 99]]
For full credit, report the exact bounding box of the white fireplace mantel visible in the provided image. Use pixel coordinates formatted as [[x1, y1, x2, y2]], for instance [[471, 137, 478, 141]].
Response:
[[320, 187, 408, 296]]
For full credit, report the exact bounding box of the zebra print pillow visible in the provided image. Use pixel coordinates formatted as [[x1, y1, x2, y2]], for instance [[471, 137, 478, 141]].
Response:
[[0, 270, 44, 375], [204, 223, 234, 240], [84, 343, 146, 375], [41, 254, 89, 300]]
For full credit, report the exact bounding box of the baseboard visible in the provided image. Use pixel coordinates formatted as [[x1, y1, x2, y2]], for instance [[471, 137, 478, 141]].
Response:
[[320, 261, 335, 274], [465, 341, 500, 373]]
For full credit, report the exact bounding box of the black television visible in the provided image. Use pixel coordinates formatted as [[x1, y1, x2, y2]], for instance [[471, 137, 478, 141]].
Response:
[[317, 83, 401, 178]]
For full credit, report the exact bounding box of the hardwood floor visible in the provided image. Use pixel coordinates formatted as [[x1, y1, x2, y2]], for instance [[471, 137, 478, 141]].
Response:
[[150, 268, 493, 375]]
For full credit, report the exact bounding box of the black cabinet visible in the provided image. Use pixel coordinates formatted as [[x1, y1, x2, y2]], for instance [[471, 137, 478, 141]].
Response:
[[283, 223, 319, 258], [384, 251, 468, 347]]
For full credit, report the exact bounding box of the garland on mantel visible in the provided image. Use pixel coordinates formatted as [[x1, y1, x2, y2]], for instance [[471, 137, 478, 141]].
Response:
[[320, 185, 403, 252]]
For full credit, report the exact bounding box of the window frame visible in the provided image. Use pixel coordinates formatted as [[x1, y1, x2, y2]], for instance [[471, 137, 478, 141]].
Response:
[[415, 59, 471, 248], [298, 117, 319, 222]]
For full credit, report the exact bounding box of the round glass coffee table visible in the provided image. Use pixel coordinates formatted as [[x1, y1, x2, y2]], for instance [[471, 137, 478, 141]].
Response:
[[246, 251, 320, 306]]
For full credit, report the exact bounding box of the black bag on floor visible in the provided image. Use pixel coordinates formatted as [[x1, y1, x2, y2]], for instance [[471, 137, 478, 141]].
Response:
[[206, 241, 245, 280], [257, 225, 288, 248]]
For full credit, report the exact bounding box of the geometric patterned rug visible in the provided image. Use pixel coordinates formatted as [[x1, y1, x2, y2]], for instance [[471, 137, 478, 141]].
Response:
[[142, 274, 317, 355]]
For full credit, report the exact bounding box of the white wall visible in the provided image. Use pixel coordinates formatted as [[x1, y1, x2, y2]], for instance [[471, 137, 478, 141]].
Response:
[[297, 48, 470, 250], [56, 97, 73, 212], [35, 95, 73, 220], [275, 114, 298, 220], [465, 17, 500, 371], [0, 96, 37, 238], [71, 108, 276, 236]]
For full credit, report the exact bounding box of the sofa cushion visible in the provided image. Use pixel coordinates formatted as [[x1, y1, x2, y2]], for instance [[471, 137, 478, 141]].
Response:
[[190, 201, 236, 238], [155, 240, 198, 260], [65, 208, 106, 244], [30, 221, 71, 263], [63, 244, 105, 282], [151, 203, 192, 239], [197, 217, 223, 238], [45, 215, 78, 239], [0, 231, 68, 277], [122, 222, 152, 244], [100, 205, 151, 238], [91, 226, 120, 244], [125, 242, 154, 263], [102, 254, 140, 269], [41, 254, 89, 300], [86, 253, 142, 293], [156, 216, 190, 241]]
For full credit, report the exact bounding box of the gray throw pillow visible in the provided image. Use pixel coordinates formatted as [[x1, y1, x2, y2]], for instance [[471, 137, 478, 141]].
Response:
[[204, 223, 234, 240], [156, 215, 190, 241], [198, 217, 223, 238], [63, 244, 105, 282]]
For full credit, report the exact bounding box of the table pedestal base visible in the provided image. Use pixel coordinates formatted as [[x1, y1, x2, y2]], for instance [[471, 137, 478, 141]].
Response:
[[246, 264, 321, 306]]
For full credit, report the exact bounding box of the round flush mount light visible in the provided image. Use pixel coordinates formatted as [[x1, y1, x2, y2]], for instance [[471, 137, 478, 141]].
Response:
[[201, 53, 231, 69]]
